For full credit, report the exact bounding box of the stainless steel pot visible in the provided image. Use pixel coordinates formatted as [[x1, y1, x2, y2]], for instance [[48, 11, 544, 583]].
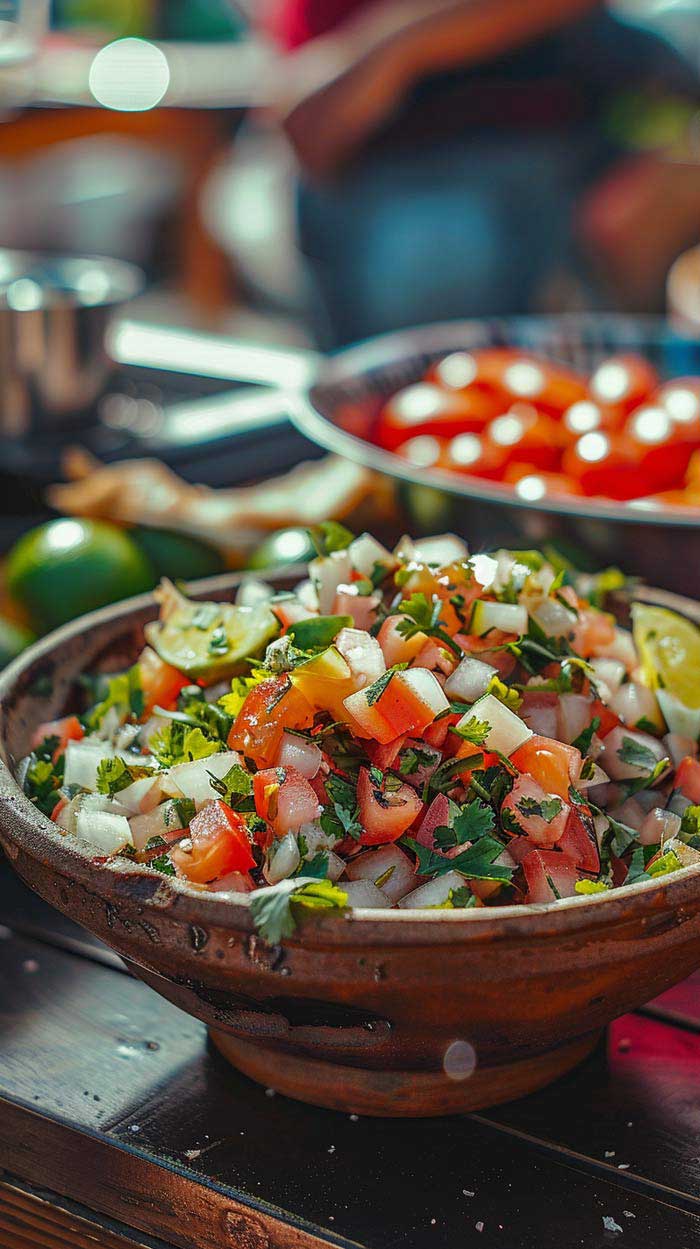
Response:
[[191, 314, 700, 596], [0, 250, 142, 436]]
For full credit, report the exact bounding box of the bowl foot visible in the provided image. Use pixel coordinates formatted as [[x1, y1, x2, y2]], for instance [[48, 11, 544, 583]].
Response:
[[208, 1028, 602, 1117]]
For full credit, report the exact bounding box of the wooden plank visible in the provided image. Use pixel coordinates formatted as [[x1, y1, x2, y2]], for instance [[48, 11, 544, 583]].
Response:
[[0, 931, 204, 1131], [482, 1015, 700, 1201], [0, 1178, 171, 1249]]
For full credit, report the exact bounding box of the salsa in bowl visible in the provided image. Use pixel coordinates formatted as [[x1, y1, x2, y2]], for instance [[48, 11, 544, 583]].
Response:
[[15, 524, 700, 944]]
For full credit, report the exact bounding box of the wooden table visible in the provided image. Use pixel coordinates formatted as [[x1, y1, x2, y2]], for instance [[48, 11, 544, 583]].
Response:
[[1, 857, 700, 1249]]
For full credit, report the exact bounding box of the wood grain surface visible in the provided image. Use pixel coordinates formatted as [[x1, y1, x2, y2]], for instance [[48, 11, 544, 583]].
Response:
[[2, 861, 700, 1248]]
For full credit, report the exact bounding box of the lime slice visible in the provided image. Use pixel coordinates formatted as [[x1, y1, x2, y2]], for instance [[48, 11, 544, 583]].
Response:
[[145, 580, 278, 682], [632, 603, 700, 737]]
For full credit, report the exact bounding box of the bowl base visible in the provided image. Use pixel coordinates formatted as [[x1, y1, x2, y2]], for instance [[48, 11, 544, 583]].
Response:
[[208, 1028, 601, 1117]]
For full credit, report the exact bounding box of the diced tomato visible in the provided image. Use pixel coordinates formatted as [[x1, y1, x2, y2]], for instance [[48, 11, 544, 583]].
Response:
[[271, 596, 313, 630], [344, 668, 448, 745], [589, 698, 620, 739], [171, 800, 255, 884], [411, 639, 456, 675], [454, 738, 499, 782], [484, 406, 571, 473], [570, 608, 617, 658], [138, 646, 188, 716], [377, 381, 500, 451], [589, 353, 659, 418], [557, 803, 600, 873], [50, 795, 69, 822], [505, 835, 537, 864], [333, 587, 380, 631], [357, 766, 423, 845], [456, 631, 517, 680], [253, 765, 321, 839], [510, 734, 582, 799], [522, 849, 581, 904], [500, 774, 570, 847], [377, 615, 428, 667], [228, 676, 314, 768], [366, 734, 407, 771], [209, 870, 255, 893], [32, 714, 84, 762], [415, 793, 451, 849], [675, 756, 700, 804], [423, 715, 456, 752]]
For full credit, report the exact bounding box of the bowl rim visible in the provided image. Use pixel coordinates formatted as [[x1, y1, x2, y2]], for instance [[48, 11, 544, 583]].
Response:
[[2, 568, 700, 944], [288, 313, 700, 530], [0, 248, 144, 309]]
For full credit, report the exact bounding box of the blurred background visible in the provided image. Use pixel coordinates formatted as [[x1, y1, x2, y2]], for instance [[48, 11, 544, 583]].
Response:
[[0, 0, 699, 659]]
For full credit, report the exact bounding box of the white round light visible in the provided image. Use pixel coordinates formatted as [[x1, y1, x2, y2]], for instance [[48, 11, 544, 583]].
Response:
[[89, 38, 170, 113], [450, 433, 482, 466], [402, 435, 441, 466], [515, 474, 547, 502], [6, 278, 42, 311], [663, 387, 700, 425], [565, 401, 601, 435], [393, 383, 444, 425], [592, 361, 629, 403], [504, 360, 544, 398], [436, 352, 477, 390], [489, 414, 524, 447], [631, 406, 671, 446], [443, 1039, 477, 1081], [577, 432, 610, 463]]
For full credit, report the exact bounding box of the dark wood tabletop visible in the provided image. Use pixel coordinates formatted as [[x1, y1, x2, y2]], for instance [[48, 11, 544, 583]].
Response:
[[1, 857, 700, 1249]]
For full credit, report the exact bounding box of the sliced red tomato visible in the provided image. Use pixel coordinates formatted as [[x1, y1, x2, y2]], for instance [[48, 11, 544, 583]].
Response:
[[138, 646, 188, 716], [589, 353, 658, 418], [50, 795, 69, 822], [171, 800, 255, 883], [357, 766, 423, 845], [500, 774, 570, 847], [675, 756, 700, 804], [253, 765, 321, 839], [562, 431, 651, 500], [228, 676, 314, 768], [570, 608, 617, 658], [456, 631, 517, 680], [557, 804, 600, 873], [415, 793, 451, 849], [209, 870, 255, 893], [589, 698, 620, 739], [510, 735, 582, 799], [484, 406, 571, 473], [377, 615, 428, 667], [522, 849, 581, 904], [365, 734, 407, 771], [377, 381, 500, 451], [31, 714, 84, 761]]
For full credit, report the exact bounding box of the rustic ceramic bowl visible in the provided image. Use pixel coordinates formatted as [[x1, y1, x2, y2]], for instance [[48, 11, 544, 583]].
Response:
[[2, 571, 700, 1118]]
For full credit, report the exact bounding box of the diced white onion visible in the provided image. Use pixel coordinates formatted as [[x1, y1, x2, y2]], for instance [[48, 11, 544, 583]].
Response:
[[349, 533, 396, 578], [64, 740, 114, 792], [529, 597, 576, 638], [472, 600, 528, 637], [160, 750, 241, 807], [264, 833, 301, 884], [309, 550, 353, 613], [129, 800, 188, 851], [608, 798, 646, 831], [602, 627, 637, 672], [663, 733, 699, 769], [638, 807, 681, 847], [118, 775, 164, 815], [235, 578, 273, 607], [608, 681, 659, 728], [444, 656, 496, 703], [411, 534, 468, 566], [75, 809, 133, 855], [458, 693, 532, 757], [335, 627, 386, 688], [589, 657, 625, 695], [603, 726, 667, 782], [557, 694, 593, 745], [342, 879, 392, 909], [661, 838, 700, 866], [345, 844, 416, 903], [398, 870, 468, 909], [276, 731, 322, 779]]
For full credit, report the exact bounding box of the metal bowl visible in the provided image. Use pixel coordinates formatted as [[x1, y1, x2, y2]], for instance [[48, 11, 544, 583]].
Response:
[[285, 314, 700, 596], [0, 250, 142, 436], [2, 571, 700, 1116]]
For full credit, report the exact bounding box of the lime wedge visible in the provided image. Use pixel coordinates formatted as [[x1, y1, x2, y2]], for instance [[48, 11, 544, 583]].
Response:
[[631, 603, 700, 737], [145, 580, 278, 682]]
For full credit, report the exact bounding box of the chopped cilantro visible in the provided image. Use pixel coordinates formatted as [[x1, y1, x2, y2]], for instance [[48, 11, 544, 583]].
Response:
[[433, 799, 496, 850], [572, 717, 600, 756], [681, 805, 700, 839], [517, 795, 563, 823], [451, 716, 490, 746], [398, 745, 437, 776], [208, 626, 229, 656], [207, 763, 252, 805], [396, 592, 462, 658], [96, 756, 136, 796], [149, 722, 221, 768], [150, 853, 176, 876], [308, 521, 354, 557], [83, 663, 144, 730], [486, 675, 522, 712], [364, 663, 408, 707], [618, 736, 661, 773], [249, 876, 348, 944], [320, 772, 362, 841], [23, 756, 63, 817], [403, 833, 512, 883], [574, 879, 610, 895]]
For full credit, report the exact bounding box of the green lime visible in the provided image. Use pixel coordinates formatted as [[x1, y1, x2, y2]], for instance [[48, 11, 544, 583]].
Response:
[[0, 615, 34, 667], [7, 518, 154, 631], [130, 526, 224, 582], [145, 581, 278, 681], [248, 527, 316, 570]]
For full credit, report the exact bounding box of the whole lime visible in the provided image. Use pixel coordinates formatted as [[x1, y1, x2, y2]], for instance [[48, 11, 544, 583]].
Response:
[[248, 527, 316, 570], [7, 518, 154, 631], [130, 526, 224, 582]]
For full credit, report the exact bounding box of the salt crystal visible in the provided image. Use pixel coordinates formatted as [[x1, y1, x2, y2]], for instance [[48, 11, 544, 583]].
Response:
[[22, 959, 39, 973], [463, 1190, 475, 1198], [623, 1212, 636, 1220], [265, 1088, 276, 1097], [184, 1149, 201, 1160], [617, 1164, 630, 1170], [603, 1216, 623, 1234], [430, 1219, 436, 1226], [604, 1150, 615, 1158], [0, 925, 12, 939], [349, 1114, 359, 1122], [328, 1145, 336, 1154], [475, 1221, 484, 1233]]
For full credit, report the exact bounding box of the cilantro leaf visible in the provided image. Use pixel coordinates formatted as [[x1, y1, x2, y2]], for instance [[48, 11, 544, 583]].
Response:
[[516, 795, 563, 823], [83, 663, 144, 731], [433, 885, 477, 909], [308, 521, 355, 557], [364, 662, 408, 707], [403, 833, 512, 883], [207, 763, 252, 805], [23, 755, 63, 817], [434, 798, 496, 850], [287, 616, 353, 652], [96, 757, 135, 797], [249, 877, 348, 944], [398, 745, 438, 776], [320, 772, 362, 841], [574, 879, 610, 895], [149, 723, 222, 768], [451, 716, 490, 746], [572, 716, 601, 756], [150, 853, 176, 876], [396, 592, 462, 658], [618, 736, 661, 773]]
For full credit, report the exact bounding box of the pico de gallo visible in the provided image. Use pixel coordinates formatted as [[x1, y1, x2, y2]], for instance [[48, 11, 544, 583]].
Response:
[[374, 349, 700, 510], [18, 523, 700, 944]]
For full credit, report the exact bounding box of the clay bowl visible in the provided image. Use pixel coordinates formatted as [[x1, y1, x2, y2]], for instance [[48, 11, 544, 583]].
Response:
[[2, 571, 700, 1118]]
